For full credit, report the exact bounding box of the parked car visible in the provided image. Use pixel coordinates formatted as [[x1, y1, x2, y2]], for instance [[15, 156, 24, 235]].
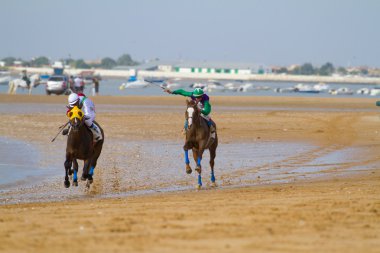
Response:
[[46, 75, 70, 95]]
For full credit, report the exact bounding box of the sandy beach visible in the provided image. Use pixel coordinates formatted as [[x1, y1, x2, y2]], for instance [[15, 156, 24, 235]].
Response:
[[0, 94, 380, 252]]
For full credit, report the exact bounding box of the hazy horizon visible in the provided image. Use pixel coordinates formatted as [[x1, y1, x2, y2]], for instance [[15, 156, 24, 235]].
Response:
[[1, 0, 379, 67]]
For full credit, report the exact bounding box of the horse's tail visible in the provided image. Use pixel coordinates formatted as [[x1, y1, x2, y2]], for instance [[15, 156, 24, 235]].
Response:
[[8, 80, 14, 94]]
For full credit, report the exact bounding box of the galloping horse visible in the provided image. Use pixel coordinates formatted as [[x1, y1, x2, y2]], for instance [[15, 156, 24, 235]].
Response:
[[8, 74, 40, 95], [64, 106, 104, 188], [184, 99, 218, 189]]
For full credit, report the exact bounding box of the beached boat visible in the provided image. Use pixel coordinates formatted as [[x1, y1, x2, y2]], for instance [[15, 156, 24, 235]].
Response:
[[329, 87, 354, 95], [294, 83, 319, 93], [274, 87, 297, 93], [206, 81, 225, 92], [313, 83, 330, 92], [189, 82, 206, 89], [237, 83, 255, 92], [0, 75, 11, 85], [224, 82, 240, 91], [370, 86, 380, 96], [357, 88, 370, 95], [119, 75, 150, 89], [161, 80, 184, 90]]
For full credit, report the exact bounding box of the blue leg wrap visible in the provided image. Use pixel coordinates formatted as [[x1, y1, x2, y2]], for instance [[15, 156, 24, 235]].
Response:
[[185, 150, 190, 164], [211, 172, 215, 183], [89, 166, 95, 176], [198, 174, 203, 186], [73, 170, 78, 181], [197, 156, 202, 167], [207, 120, 212, 127], [184, 120, 188, 130]]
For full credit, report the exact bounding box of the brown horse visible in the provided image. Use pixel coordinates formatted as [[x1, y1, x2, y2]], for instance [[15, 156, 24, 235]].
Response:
[[184, 99, 218, 189], [64, 106, 104, 188]]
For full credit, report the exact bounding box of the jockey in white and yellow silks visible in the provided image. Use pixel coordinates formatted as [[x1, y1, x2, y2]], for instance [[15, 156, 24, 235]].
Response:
[[64, 93, 103, 141]]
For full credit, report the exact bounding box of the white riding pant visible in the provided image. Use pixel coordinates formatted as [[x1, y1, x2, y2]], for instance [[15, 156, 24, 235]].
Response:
[[82, 99, 96, 127]]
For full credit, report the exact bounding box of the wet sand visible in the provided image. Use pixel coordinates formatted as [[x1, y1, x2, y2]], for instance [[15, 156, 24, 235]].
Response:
[[0, 94, 380, 252]]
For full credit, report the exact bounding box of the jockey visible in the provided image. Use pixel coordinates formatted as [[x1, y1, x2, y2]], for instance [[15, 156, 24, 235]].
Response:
[[21, 70, 31, 88], [63, 93, 103, 141], [164, 87, 216, 139]]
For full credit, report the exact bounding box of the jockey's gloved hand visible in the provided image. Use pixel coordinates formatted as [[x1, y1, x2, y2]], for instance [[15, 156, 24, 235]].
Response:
[[164, 88, 172, 94]]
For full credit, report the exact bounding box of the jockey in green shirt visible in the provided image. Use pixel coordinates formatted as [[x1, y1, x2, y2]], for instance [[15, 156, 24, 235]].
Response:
[[165, 87, 216, 139]]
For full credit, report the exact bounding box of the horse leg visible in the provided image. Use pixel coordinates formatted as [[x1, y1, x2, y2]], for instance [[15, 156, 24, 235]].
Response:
[[184, 148, 192, 174], [72, 159, 79, 186], [194, 148, 204, 189], [64, 158, 72, 188], [7, 82, 12, 94], [88, 159, 95, 184], [81, 159, 91, 181], [209, 147, 217, 187], [8, 82, 15, 94]]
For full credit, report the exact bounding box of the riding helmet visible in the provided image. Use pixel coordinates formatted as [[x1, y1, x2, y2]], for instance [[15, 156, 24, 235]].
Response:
[[193, 88, 204, 97], [68, 93, 79, 106]]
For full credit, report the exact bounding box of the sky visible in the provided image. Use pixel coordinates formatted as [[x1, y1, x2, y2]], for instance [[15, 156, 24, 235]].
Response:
[[1, 0, 379, 67]]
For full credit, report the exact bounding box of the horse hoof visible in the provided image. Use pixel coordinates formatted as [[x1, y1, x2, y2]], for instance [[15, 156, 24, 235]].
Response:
[[81, 175, 87, 181], [195, 167, 201, 174], [211, 182, 217, 188], [86, 181, 91, 189], [64, 181, 70, 188], [196, 184, 202, 190], [73, 180, 78, 187], [186, 164, 192, 174], [88, 179, 93, 184]]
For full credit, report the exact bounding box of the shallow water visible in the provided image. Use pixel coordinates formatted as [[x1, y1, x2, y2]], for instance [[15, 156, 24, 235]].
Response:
[[0, 136, 377, 205], [0, 137, 57, 188]]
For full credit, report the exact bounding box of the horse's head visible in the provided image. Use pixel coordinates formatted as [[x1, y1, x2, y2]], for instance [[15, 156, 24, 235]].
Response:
[[67, 106, 85, 131], [186, 99, 200, 128]]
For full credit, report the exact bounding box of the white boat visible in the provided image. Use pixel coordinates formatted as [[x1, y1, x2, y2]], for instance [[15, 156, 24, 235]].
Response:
[[119, 79, 150, 90], [237, 83, 255, 92], [206, 81, 225, 92], [254, 85, 271, 91], [274, 87, 297, 93], [313, 83, 330, 92], [329, 87, 354, 95], [0, 75, 11, 85], [189, 82, 206, 89], [370, 86, 380, 96], [224, 82, 240, 91], [294, 83, 319, 93], [357, 88, 370, 95], [161, 80, 184, 90]]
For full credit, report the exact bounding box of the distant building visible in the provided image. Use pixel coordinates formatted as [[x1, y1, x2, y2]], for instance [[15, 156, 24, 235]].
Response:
[[13, 61, 23, 67], [85, 59, 102, 65], [124, 60, 270, 75], [0, 61, 5, 67]]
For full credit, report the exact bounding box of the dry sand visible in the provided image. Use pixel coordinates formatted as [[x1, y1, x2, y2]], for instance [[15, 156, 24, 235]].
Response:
[[0, 94, 380, 253]]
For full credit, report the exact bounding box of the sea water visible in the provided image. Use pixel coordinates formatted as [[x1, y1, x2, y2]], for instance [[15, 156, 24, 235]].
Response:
[[0, 77, 376, 98]]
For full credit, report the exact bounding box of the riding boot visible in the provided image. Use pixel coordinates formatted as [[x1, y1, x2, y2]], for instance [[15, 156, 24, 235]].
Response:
[[62, 126, 71, 136], [210, 125, 216, 139], [89, 123, 102, 141]]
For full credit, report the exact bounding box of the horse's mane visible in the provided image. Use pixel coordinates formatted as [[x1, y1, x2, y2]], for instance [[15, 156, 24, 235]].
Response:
[[187, 99, 197, 107]]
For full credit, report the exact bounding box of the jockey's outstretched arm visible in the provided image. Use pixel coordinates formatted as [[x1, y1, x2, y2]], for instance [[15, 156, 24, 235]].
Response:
[[168, 89, 193, 97]]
